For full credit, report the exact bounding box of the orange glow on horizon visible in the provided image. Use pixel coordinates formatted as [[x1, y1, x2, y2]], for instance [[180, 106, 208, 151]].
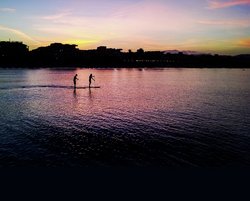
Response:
[[239, 38, 250, 48]]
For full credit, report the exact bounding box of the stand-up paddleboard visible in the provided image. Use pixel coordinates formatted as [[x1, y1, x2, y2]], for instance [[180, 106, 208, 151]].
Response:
[[3, 85, 101, 90], [75, 86, 101, 89]]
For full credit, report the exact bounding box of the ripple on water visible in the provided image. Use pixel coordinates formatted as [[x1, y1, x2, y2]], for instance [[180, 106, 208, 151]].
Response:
[[1, 68, 250, 167]]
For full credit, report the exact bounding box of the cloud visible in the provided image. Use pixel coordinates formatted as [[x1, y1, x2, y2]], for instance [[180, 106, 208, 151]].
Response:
[[0, 25, 40, 44], [238, 38, 250, 47], [208, 0, 250, 9], [198, 19, 250, 27], [40, 11, 71, 20], [35, 1, 194, 37], [33, 10, 99, 35], [0, 7, 16, 12], [28, 1, 198, 50]]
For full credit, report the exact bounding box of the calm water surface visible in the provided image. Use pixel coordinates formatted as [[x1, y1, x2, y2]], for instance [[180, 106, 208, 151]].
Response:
[[0, 68, 250, 167]]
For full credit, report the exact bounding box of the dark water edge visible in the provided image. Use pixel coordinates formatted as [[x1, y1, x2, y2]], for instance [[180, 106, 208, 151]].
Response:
[[1, 66, 250, 69]]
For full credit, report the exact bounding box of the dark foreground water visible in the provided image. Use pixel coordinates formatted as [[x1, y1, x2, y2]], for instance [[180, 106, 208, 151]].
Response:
[[0, 68, 250, 167]]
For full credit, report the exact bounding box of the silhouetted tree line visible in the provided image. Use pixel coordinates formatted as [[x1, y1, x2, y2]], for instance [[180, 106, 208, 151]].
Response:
[[0, 41, 249, 68]]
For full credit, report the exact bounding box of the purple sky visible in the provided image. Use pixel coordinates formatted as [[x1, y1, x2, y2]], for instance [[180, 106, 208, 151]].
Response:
[[0, 0, 250, 54]]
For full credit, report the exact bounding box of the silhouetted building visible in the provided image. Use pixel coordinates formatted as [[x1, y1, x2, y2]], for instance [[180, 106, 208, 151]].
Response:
[[0, 41, 29, 66], [30, 43, 79, 66], [95, 46, 122, 55], [77, 46, 123, 66], [0, 40, 250, 68]]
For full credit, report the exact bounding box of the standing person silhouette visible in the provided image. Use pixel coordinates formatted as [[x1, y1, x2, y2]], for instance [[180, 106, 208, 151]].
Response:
[[89, 74, 95, 88], [73, 74, 79, 89]]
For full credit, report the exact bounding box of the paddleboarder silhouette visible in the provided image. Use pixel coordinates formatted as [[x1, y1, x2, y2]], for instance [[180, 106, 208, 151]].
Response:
[[73, 74, 79, 89], [89, 74, 95, 88]]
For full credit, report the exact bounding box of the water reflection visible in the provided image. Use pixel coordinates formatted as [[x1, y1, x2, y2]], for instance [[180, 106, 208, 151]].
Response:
[[88, 88, 92, 98], [73, 89, 77, 99], [0, 68, 250, 167]]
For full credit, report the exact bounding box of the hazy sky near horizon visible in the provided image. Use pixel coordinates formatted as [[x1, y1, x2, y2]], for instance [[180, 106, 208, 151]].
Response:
[[0, 0, 250, 54]]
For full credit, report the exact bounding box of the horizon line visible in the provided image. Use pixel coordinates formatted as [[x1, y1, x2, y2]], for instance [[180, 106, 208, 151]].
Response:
[[1, 40, 249, 56]]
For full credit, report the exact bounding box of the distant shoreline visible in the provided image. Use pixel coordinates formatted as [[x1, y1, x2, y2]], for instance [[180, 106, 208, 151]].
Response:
[[1, 42, 250, 68], [0, 66, 249, 69]]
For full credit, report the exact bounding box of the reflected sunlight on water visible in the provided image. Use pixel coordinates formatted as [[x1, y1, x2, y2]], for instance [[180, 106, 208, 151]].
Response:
[[0, 68, 250, 167]]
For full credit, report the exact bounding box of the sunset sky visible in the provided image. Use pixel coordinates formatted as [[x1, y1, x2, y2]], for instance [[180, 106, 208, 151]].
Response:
[[0, 0, 250, 55]]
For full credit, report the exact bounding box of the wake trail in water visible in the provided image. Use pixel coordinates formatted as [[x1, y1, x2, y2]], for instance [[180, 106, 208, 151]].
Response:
[[0, 85, 101, 90]]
